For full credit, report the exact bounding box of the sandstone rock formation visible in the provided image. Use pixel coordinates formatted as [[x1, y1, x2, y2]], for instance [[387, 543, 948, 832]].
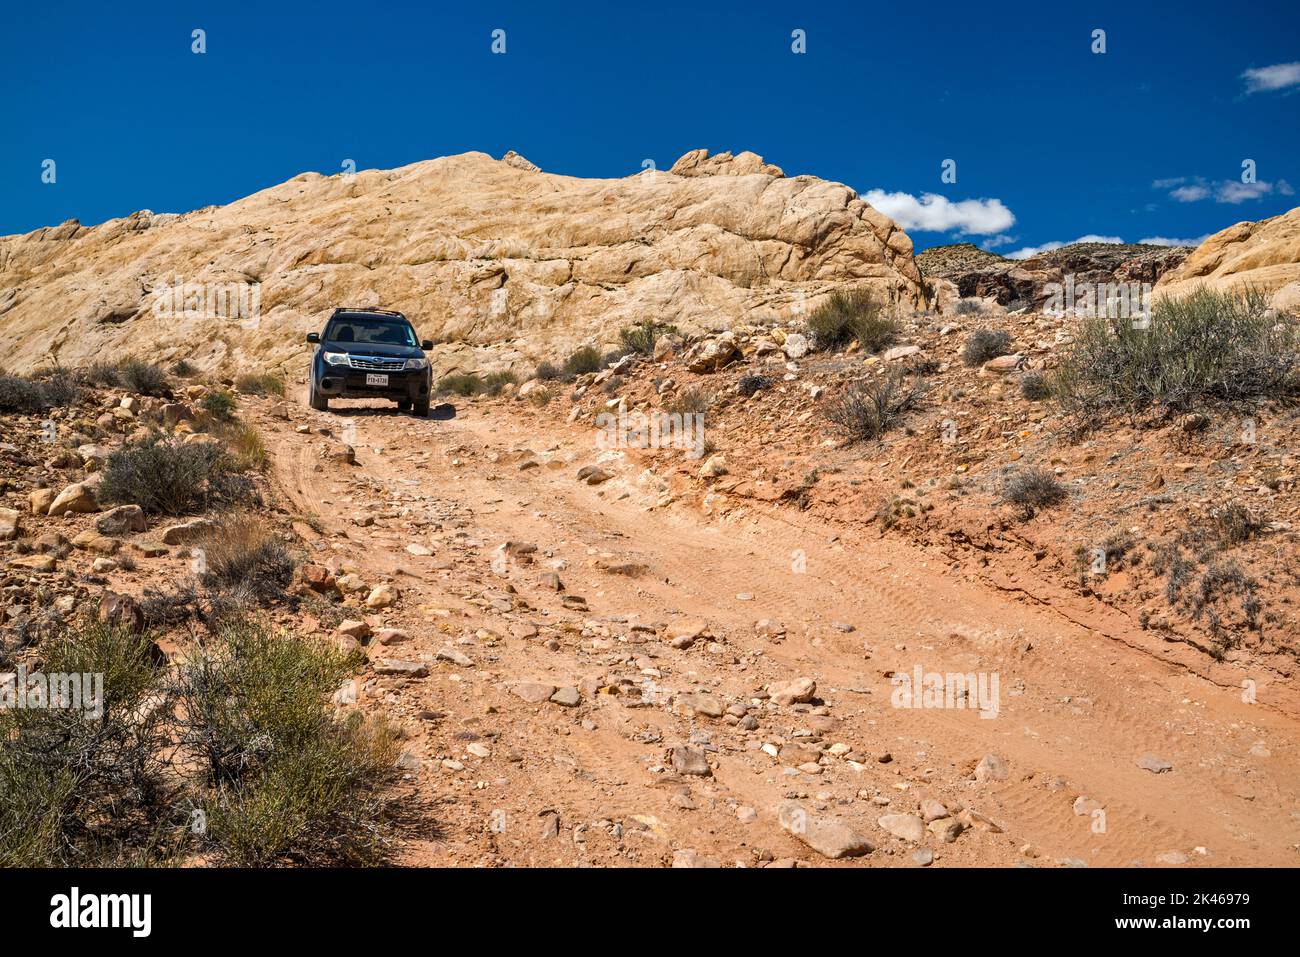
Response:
[[0, 149, 923, 377], [918, 241, 1192, 307], [1155, 207, 1300, 311]]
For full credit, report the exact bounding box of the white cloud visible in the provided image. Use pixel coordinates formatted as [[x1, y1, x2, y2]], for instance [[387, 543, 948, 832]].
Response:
[[1137, 235, 1211, 247], [863, 189, 1015, 235], [1005, 235, 1124, 260], [1242, 62, 1300, 94], [981, 234, 1017, 250], [1160, 176, 1293, 204]]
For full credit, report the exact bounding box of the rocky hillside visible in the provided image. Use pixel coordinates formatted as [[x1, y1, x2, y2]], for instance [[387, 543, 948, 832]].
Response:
[[0, 149, 923, 378], [918, 241, 1192, 307], [1155, 207, 1300, 311]]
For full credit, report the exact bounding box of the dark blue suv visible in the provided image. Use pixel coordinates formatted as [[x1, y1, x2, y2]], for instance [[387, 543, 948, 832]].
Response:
[[307, 308, 433, 415]]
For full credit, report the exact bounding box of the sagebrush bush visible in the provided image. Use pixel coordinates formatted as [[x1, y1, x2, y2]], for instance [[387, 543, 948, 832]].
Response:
[[1019, 370, 1051, 400], [805, 289, 897, 352], [737, 374, 772, 397], [1, 613, 402, 867], [100, 434, 236, 515], [178, 619, 399, 865], [234, 372, 285, 396], [534, 360, 561, 381], [824, 369, 923, 441], [170, 358, 198, 377], [117, 360, 171, 397], [0, 620, 178, 866], [562, 346, 603, 377], [954, 298, 985, 316], [1002, 467, 1068, 516], [0, 370, 82, 412], [962, 328, 1014, 366], [619, 320, 679, 356], [1054, 287, 1300, 428]]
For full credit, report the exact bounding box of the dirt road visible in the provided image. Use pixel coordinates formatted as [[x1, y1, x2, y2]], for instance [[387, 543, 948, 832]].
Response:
[[261, 395, 1300, 867]]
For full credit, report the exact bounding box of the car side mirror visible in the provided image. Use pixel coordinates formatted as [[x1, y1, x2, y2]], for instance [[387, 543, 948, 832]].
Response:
[[421, 339, 433, 350], [306, 332, 319, 344]]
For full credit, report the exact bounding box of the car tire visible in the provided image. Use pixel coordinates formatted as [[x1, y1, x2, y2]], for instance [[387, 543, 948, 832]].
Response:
[[397, 399, 412, 412], [413, 396, 430, 417], [309, 383, 328, 411]]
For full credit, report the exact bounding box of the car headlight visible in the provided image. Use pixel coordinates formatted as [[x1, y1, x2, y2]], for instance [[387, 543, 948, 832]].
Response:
[[323, 351, 349, 366], [405, 357, 429, 370]]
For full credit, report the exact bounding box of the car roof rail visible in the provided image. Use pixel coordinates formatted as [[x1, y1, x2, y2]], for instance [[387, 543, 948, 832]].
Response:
[[331, 306, 407, 318]]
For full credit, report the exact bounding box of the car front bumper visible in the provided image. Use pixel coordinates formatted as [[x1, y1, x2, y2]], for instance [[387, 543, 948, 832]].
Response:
[[317, 367, 429, 401]]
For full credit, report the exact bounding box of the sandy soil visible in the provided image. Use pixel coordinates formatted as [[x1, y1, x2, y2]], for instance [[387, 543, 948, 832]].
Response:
[[254, 391, 1300, 868]]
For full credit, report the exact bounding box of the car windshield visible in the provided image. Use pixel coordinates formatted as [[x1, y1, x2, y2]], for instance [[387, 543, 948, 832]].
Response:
[[325, 316, 418, 348]]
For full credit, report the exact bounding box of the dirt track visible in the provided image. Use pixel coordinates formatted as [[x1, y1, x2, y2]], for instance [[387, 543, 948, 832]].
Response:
[[262, 395, 1300, 867]]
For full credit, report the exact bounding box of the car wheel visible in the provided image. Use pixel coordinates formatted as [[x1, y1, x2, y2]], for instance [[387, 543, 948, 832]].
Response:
[[413, 395, 430, 417], [397, 399, 412, 412], [310, 383, 328, 411]]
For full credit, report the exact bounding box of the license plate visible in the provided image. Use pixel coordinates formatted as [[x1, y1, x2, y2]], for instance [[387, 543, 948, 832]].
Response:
[[365, 374, 388, 386]]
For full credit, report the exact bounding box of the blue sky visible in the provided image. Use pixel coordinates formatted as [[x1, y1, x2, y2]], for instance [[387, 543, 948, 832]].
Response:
[[2, 0, 1297, 254]]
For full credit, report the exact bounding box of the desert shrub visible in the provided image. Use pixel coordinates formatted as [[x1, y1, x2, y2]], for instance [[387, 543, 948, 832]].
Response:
[[962, 329, 1013, 366], [876, 495, 917, 530], [534, 360, 561, 381], [737, 374, 773, 397], [1054, 287, 1300, 426], [806, 289, 897, 352], [619, 320, 679, 356], [481, 370, 519, 396], [1210, 503, 1264, 546], [201, 390, 237, 421], [170, 358, 198, 377], [177, 619, 399, 865], [528, 387, 555, 407], [82, 360, 125, 389], [195, 514, 295, 608], [99, 434, 236, 515], [1019, 371, 1051, 400], [562, 346, 603, 377], [116, 359, 171, 397], [1002, 466, 1068, 516], [223, 421, 269, 471], [954, 298, 985, 316], [824, 369, 923, 441], [0, 613, 401, 868], [234, 372, 285, 397], [0, 620, 179, 866], [437, 372, 482, 396], [0, 370, 82, 412], [665, 387, 710, 415]]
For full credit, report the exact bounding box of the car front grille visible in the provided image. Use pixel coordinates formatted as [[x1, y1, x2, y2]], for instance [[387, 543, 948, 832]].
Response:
[[348, 355, 406, 372]]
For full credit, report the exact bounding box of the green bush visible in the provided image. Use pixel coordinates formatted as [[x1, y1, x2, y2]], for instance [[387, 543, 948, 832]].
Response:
[[1054, 287, 1300, 427], [99, 434, 236, 515], [117, 360, 172, 397], [0, 621, 178, 866], [562, 346, 603, 377], [234, 372, 285, 396], [437, 372, 484, 396], [619, 320, 679, 356], [805, 290, 897, 352], [178, 619, 398, 865], [201, 390, 237, 421]]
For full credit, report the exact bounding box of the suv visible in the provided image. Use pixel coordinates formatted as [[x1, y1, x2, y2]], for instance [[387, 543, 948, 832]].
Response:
[[307, 308, 433, 415]]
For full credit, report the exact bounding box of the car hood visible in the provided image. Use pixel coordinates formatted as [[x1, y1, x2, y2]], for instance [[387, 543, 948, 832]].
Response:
[[320, 341, 423, 359]]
